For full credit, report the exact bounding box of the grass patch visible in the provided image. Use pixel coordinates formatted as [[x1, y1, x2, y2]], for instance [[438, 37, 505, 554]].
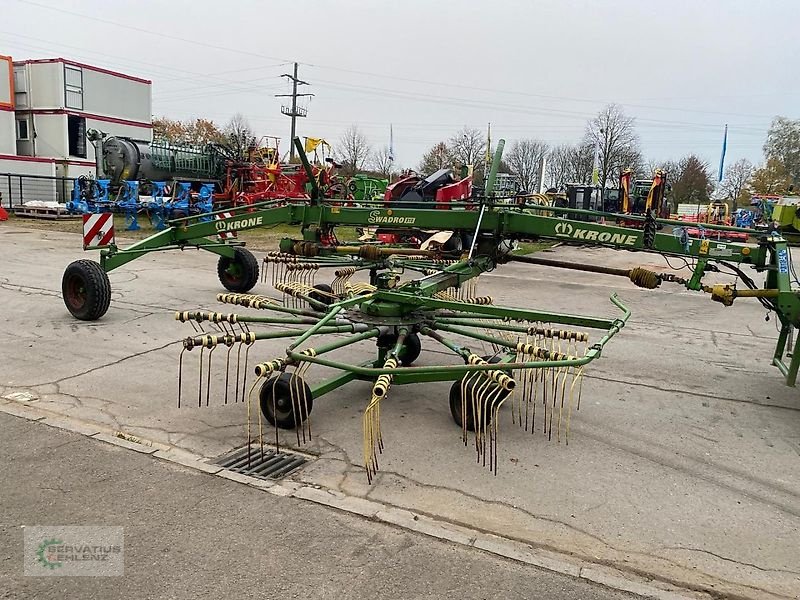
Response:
[[513, 241, 555, 255]]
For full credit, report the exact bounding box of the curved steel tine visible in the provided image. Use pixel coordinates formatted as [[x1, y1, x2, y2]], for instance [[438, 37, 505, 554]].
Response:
[[177, 347, 186, 408], [205, 345, 216, 407]]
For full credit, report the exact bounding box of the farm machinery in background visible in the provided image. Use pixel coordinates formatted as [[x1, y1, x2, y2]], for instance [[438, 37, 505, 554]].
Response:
[[611, 169, 670, 225], [65, 130, 387, 229], [674, 201, 749, 243], [60, 137, 800, 482]]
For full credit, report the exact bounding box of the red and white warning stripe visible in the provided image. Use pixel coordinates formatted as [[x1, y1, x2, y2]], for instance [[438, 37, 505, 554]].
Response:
[[82, 213, 115, 250], [215, 212, 238, 240]]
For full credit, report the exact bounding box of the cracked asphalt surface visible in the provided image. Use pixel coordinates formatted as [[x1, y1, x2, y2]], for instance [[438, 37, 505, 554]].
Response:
[[0, 413, 638, 600], [1, 224, 799, 599]]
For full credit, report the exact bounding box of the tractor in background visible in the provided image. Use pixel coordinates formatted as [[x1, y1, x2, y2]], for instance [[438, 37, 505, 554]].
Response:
[[616, 169, 670, 224]]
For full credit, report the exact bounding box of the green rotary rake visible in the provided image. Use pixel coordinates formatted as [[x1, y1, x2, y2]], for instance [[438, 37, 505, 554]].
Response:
[[61, 137, 800, 481], [174, 245, 630, 482]]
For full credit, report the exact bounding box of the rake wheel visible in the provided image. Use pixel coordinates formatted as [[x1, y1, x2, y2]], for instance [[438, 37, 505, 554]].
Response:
[[448, 356, 511, 430], [309, 283, 335, 305], [259, 372, 314, 429], [376, 332, 422, 366]]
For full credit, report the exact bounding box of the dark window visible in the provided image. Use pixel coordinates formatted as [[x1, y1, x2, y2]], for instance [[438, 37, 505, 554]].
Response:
[[67, 114, 86, 158], [16, 118, 29, 140]]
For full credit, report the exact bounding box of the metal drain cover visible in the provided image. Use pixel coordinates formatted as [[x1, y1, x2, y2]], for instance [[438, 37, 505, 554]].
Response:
[[214, 445, 309, 480]]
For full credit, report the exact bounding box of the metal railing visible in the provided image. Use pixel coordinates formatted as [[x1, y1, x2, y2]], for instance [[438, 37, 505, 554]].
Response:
[[0, 173, 76, 208]]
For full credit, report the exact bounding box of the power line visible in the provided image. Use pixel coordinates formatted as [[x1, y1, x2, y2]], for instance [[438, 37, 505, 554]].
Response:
[[0, 31, 287, 95], [275, 63, 313, 160], [303, 62, 781, 120], [13, 0, 294, 64], [314, 79, 767, 132]]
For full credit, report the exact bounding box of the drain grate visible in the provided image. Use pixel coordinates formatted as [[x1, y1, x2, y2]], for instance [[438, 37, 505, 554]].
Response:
[[214, 445, 309, 480]]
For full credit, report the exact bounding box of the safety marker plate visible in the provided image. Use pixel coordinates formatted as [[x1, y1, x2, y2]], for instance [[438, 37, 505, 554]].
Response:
[[82, 213, 115, 249], [215, 212, 237, 240], [214, 445, 308, 480]]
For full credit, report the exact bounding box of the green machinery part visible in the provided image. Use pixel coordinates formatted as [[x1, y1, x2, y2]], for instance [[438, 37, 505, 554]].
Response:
[[60, 136, 800, 480], [61, 138, 800, 387]]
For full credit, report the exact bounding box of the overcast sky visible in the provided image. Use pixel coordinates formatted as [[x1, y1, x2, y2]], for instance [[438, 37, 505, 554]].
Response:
[[3, 0, 798, 172]]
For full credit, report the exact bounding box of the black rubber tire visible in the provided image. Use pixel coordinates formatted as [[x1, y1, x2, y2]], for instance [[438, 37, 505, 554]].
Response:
[[442, 232, 463, 253], [309, 283, 334, 305], [377, 332, 422, 366], [217, 247, 259, 293], [259, 372, 314, 429], [62, 259, 112, 321], [448, 355, 510, 430]]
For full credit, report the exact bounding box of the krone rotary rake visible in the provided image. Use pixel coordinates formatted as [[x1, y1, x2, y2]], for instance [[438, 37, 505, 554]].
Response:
[[173, 244, 629, 481], [62, 138, 800, 481]]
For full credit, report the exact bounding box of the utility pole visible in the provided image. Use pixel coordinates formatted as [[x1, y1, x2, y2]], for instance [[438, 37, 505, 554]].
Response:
[[276, 62, 313, 161]]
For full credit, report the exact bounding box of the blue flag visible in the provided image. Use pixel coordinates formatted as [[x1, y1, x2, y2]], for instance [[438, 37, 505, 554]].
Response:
[[718, 124, 728, 182]]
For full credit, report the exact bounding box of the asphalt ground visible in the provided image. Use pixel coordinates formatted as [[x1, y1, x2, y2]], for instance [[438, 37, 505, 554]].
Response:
[[1, 223, 798, 599], [0, 412, 639, 600]]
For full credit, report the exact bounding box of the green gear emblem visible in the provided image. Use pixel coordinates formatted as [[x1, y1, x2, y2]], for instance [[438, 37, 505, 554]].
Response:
[[36, 538, 63, 569]]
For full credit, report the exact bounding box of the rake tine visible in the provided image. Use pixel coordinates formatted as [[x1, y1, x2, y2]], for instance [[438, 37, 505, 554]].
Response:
[[240, 341, 253, 409], [272, 376, 281, 451], [177, 347, 186, 408], [197, 346, 205, 408], [205, 345, 216, 407], [224, 343, 234, 405], [234, 342, 244, 404]]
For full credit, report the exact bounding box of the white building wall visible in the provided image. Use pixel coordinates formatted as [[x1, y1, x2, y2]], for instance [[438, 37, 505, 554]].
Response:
[[29, 113, 68, 157], [0, 157, 56, 175], [82, 68, 151, 123], [24, 62, 64, 109], [0, 113, 14, 155]]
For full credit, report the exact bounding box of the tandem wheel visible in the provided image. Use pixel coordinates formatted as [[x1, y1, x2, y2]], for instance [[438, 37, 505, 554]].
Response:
[[217, 247, 259, 293], [62, 259, 112, 321]]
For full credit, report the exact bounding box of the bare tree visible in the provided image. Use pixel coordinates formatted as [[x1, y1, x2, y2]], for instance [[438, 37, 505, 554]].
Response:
[[447, 127, 487, 168], [370, 145, 394, 177], [720, 158, 754, 206], [337, 125, 372, 176], [568, 143, 596, 184], [585, 104, 642, 189], [223, 113, 256, 161], [546, 145, 571, 190], [419, 141, 451, 174], [507, 139, 549, 193]]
